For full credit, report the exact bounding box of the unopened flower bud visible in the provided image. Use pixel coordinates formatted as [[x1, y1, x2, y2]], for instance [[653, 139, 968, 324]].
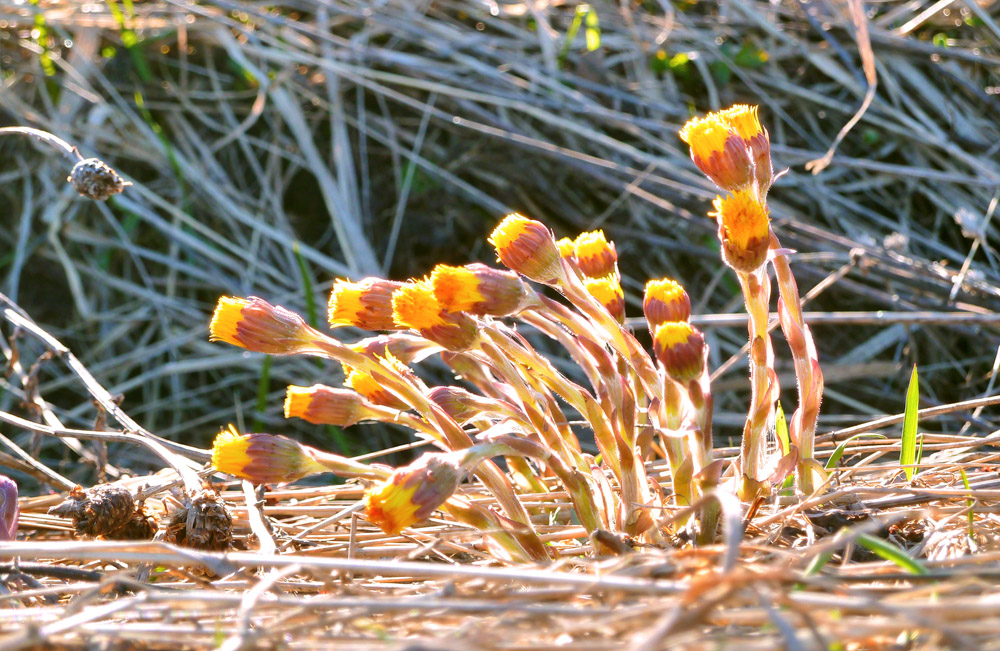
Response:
[[431, 263, 528, 316], [68, 158, 130, 201], [711, 191, 771, 273], [427, 385, 500, 424], [679, 115, 753, 192], [583, 274, 625, 324], [328, 278, 404, 331], [364, 452, 464, 535], [643, 278, 691, 331], [488, 213, 562, 284], [345, 368, 408, 410], [210, 296, 317, 355], [653, 321, 706, 383], [349, 333, 440, 365], [720, 104, 772, 191], [284, 384, 382, 426], [573, 230, 618, 278], [0, 475, 17, 541], [211, 426, 327, 484], [556, 237, 576, 259], [392, 280, 479, 352]]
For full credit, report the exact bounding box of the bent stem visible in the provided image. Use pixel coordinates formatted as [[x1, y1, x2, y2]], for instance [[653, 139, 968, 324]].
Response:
[[770, 235, 825, 494]]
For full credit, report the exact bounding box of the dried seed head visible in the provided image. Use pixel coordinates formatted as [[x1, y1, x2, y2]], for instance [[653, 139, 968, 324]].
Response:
[[173, 488, 232, 551], [711, 191, 771, 273], [328, 278, 404, 331], [49, 483, 154, 540], [431, 263, 528, 316], [68, 158, 130, 200], [364, 453, 464, 535], [210, 296, 316, 355], [653, 321, 706, 383], [583, 273, 626, 324], [573, 230, 618, 278], [643, 278, 691, 331], [212, 425, 328, 484], [488, 213, 563, 284]]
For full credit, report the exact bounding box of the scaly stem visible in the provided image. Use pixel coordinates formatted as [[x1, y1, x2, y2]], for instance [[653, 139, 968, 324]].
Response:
[[736, 266, 779, 500], [770, 234, 824, 494]]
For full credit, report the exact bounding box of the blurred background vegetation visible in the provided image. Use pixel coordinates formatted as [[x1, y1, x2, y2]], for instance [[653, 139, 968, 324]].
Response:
[[1, 0, 999, 490]]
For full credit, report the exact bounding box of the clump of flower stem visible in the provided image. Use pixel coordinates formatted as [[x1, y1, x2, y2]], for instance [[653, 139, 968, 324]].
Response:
[[205, 103, 825, 558]]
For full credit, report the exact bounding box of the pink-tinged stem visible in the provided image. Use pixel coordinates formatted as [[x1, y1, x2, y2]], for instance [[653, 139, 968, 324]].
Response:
[[770, 234, 825, 494], [736, 266, 779, 499]]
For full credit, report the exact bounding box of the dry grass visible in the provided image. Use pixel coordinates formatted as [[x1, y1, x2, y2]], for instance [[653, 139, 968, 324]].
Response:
[[1, 0, 1000, 648]]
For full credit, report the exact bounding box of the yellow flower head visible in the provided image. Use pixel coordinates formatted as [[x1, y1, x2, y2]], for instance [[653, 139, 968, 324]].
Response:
[[720, 104, 763, 140], [431, 263, 527, 316], [284, 384, 374, 426], [328, 278, 402, 331], [209, 296, 314, 355], [573, 230, 618, 278], [643, 278, 691, 330], [679, 113, 752, 192], [392, 280, 447, 331], [345, 368, 408, 410], [653, 321, 706, 383], [583, 274, 625, 324], [711, 191, 771, 272], [488, 213, 563, 284], [364, 453, 463, 535], [211, 425, 326, 484], [392, 280, 479, 352], [556, 237, 576, 259]]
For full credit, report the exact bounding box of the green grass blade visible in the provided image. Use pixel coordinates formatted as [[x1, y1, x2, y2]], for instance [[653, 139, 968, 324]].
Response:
[[901, 365, 919, 482], [292, 241, 318, 328], [856, 533, 928, 575], [826, 433, 887, 470], [775, 402, 789, 456], [960, 468, 974, 538]]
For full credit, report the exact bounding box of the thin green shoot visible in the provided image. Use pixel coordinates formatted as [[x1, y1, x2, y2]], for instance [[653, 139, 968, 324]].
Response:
[[960, 468, 974, 539], [856, 533, 928, 575], [826, 433, 887, 470], [900, 365, 919, 482]]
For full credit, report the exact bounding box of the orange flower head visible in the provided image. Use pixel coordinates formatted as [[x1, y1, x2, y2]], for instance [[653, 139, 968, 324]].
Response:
[[211, 425, 326, 484], [711, 191, 771, 272], [364, 453, 463, 535], [284, 384, 377, 426], [583, 274, 626, 324], [488, 213, 563, 284], [653, 321, 706, 383], [720, 104, 763, 140], [431, 263, 528, 316], [345, 368, 408, 410], [643, 278, 691, 330], [210, 296, 315, 355], [679, 114, 753, 192], [392, 280, 479, 352], [573, 230, 618, 278], [328, 278, 403, 331]]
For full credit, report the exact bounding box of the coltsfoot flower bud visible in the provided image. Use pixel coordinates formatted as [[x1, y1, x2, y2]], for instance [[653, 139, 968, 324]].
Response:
[[653, 321, 706, 383], [643, 278, 691, 331], [328, 278, 404, 331], [68, 158, 130, 200], [573, 230, 618, 278], [427, 385, 504, 424], [364, 452, 464, 535], [0, 475, 18, 541], [556, 237, 576, 259], [679, 115, 753, 192], [583, 274, 625, 324], [349, 333, 439, 365], [285, 384, 381, 426], [488, 213, 562, 284], [210, 296, 317, 355], [720, 104, 772, 191], [711, 191, 771, 273], [431, 263, 528, 316], [211, 426, 327, 484], [392, 280, 479, 351], [345, 368, 408, 410]]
